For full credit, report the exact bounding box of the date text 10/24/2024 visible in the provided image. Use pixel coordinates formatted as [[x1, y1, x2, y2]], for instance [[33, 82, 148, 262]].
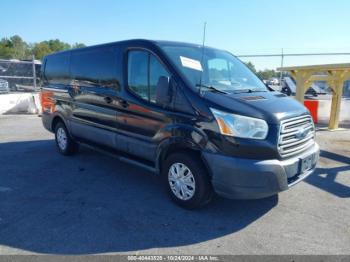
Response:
[[127, 255, 219, 261]]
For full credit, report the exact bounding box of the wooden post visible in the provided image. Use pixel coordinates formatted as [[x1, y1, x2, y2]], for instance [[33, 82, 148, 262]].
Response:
[[278, 65, 350, 130], [294, 71, 313, 104], [295, 73, 304, 103], [328, 77, 344, 129]]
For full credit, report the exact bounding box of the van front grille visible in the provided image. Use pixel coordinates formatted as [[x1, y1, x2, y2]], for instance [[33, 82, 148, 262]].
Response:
[[278, 115, 315, 158]]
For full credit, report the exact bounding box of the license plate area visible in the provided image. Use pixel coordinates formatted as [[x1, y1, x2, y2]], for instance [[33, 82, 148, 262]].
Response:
[[300, 153, 315, 173]]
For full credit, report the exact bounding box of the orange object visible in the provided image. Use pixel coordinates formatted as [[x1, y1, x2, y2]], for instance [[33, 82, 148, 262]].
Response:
[[304, 100, 318, 123], [217, 118, 234, 136], [40, 90, 55, 113]]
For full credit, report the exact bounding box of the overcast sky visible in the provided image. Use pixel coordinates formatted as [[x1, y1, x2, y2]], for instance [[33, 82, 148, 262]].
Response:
[[2, 0, 350, 70]]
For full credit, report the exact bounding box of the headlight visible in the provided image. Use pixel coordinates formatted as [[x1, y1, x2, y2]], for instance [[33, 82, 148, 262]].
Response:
[[210, 108, 269, 140]]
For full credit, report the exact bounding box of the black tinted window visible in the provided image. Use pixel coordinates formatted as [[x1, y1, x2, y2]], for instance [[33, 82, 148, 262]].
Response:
[[128, 50, 169, 103], [150, 55, 169, 103], [44, 52, 70, 84], [71, 47, 119, 88], [128, 51, 149, 100]]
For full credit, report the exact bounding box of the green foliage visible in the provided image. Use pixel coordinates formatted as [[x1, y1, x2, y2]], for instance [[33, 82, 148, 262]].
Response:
[[9, 35, 29, 59], [245, 61, 279, 80], [0, 35, 86, 60], [244, 61, 257, 74], [0, 35, 29, 59], [0, 38, 13, 59], [32, 42, 52, 60], [72, 43, 86, 49], [256, 69, 279, 80]]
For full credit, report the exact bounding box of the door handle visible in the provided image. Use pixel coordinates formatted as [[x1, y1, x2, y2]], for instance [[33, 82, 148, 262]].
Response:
[[104, 96, 113, 104], [119, 99, 129, 108]]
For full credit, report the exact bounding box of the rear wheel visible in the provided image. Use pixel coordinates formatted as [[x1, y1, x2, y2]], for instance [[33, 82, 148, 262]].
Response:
[[163, 152, 213, 209], [54, 122, 79, 155]]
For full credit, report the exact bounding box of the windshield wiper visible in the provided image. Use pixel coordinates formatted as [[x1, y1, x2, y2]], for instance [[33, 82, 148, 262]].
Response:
[[196, 84, 228, 94]]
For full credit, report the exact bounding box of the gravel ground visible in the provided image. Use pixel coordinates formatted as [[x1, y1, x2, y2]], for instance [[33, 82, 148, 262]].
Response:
[[0, 115, 349, 255]]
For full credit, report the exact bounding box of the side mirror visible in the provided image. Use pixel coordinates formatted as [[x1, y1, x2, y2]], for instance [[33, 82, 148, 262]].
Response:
[[156, 76, 172, 107]]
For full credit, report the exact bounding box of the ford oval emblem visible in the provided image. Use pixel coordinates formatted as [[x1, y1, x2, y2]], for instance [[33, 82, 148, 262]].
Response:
[[295, 128, 309, 139]]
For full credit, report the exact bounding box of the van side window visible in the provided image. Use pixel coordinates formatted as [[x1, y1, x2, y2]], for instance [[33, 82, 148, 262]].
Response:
[[128, 50, 170, 103], [70, 47, 120, 89], [44, 52, 70, 84], [128, 51, 149, 100], [149, 55, 169, 103]]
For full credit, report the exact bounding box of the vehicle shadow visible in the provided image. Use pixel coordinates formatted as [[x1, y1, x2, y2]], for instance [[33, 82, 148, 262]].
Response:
[[0, 139, 278, 254], [304, 150, 350, 198]]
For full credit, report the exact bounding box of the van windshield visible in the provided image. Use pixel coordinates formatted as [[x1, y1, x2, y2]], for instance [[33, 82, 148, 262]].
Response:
[[159, 44, 267, 93]]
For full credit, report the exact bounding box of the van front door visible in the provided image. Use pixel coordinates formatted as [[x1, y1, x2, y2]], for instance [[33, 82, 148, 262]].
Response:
[[115, 49, 172, 161]]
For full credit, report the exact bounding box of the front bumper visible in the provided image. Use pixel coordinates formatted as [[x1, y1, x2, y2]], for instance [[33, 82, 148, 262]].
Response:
[[202, 143, 319, 199]]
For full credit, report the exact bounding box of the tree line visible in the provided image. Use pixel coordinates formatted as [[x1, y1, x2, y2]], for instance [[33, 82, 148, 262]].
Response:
[[0, 35, 85, 60], [244, 61, 280, 80]]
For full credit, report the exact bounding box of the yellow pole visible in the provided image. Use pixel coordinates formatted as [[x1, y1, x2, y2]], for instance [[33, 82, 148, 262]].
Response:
[[328, 77, 344, 129], [295, 72, 306, 104]]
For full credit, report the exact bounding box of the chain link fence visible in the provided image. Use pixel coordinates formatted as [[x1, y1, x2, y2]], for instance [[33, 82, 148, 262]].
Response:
[[0, 56, 42, 114], [0, 56, 41, 94]]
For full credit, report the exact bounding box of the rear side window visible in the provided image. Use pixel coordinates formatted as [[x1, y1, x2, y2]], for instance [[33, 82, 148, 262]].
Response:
[[44, 52, 70, 84], [70, 47, 119, 88], [128, 50, 170, 103]]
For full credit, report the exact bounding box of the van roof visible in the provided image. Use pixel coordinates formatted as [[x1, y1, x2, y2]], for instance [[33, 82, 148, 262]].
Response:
[[44, 39, 224, 58]]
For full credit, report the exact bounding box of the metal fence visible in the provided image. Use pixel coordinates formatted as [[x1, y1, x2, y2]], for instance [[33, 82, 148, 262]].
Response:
[[0, 55, 41, 93]]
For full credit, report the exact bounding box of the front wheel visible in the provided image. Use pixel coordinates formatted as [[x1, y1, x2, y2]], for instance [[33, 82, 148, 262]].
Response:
[[163, 152, 213, 209]]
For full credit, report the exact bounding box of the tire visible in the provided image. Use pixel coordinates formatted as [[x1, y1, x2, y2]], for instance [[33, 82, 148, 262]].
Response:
[[54, 121, 79, 155], [162, 152, 213, 209]]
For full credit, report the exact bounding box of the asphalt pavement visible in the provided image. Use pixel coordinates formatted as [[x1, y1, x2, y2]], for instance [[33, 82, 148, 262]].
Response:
[[0, 115, 349, 255]]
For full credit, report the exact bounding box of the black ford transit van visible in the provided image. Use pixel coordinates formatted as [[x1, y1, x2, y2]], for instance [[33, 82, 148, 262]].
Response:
[[41, 39, 319, 209]]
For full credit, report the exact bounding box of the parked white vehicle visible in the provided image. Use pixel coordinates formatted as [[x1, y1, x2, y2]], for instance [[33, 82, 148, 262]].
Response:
[[0, 79, 9, 93], [268, 77, 280, 85]]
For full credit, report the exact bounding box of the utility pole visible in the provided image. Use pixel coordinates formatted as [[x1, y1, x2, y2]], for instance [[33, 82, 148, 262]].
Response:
[[32, 55, 37, 90], [279, 48, 284, 88]]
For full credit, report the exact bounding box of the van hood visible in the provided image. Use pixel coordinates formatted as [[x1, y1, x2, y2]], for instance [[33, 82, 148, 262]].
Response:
[[202, 91, 309, 124]]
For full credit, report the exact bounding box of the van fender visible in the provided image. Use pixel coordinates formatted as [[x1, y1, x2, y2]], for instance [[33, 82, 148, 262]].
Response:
[[49, 105, 73, 136], [155, 124, 209, 174]]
